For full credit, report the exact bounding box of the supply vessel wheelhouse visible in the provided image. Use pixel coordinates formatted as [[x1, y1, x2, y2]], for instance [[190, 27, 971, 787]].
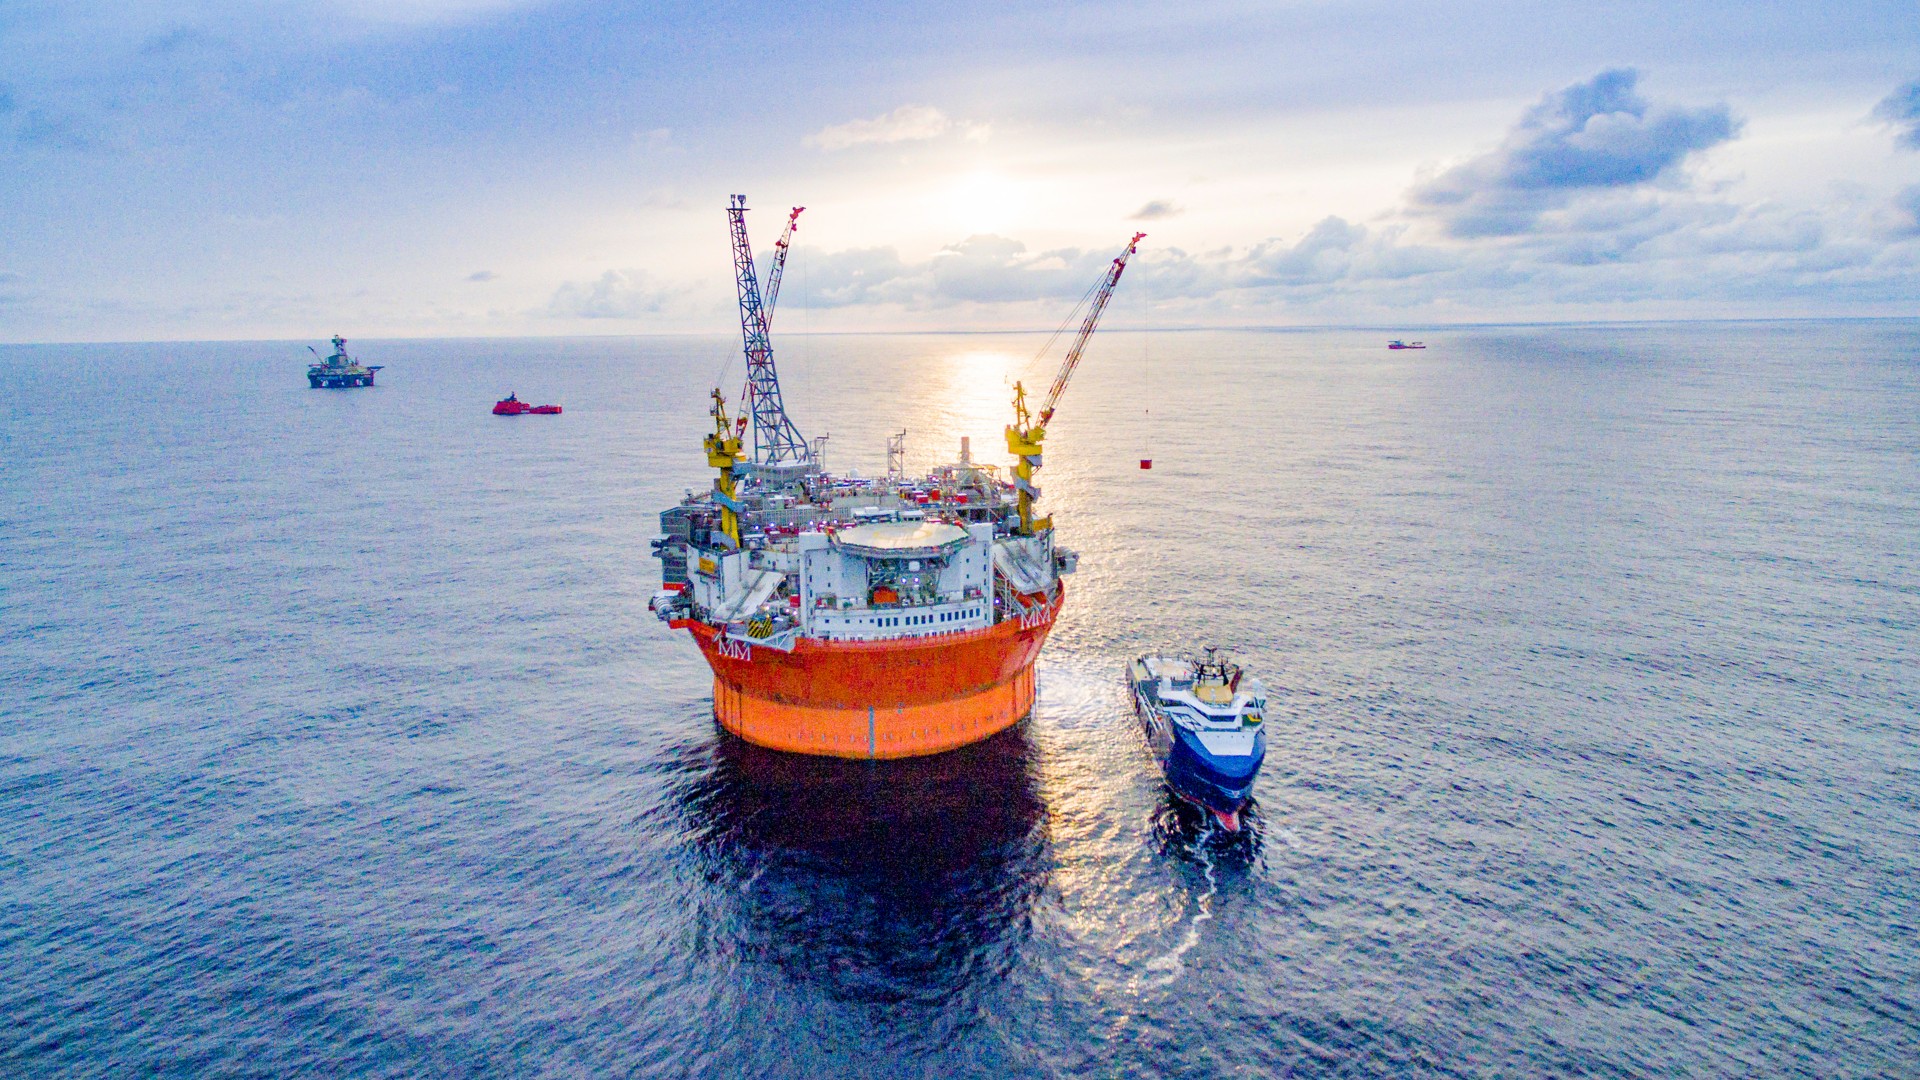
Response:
[[649, 196, 1142, 758]]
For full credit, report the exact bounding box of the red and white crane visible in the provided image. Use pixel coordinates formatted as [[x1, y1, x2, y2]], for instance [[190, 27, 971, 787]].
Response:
[[1005, 231, 1147, 533], [761, 206, 804, 332]]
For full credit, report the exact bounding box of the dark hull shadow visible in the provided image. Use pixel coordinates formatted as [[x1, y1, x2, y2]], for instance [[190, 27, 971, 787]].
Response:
[[675, 723, 1051, 1004]]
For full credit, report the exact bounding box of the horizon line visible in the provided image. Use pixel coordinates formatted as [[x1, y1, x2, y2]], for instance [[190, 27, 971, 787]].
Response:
[[3, 314, 1917, 349]]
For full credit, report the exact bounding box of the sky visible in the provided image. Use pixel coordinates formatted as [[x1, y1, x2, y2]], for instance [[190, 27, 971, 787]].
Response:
[[2, 0, 1918, 342]]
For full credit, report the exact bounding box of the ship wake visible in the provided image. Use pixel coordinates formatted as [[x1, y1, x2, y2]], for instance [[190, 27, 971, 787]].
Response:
[[1135, 829, 1218, 990]]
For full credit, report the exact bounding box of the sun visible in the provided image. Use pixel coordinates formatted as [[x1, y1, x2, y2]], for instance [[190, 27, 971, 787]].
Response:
[[946, 170, 1025, 235]]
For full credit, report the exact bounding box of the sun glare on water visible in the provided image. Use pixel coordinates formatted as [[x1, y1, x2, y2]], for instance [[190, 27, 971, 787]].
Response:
[[929, 349, 1024, 449]]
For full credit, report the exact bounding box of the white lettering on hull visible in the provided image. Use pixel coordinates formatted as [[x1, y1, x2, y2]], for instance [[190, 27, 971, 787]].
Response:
[[717, 637, 753, 662]]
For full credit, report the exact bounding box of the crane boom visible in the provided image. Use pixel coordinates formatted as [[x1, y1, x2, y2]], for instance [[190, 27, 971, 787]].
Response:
[[1039, 231, 1146, 423], [1006, 231, 1146, 535], [761, 206, 804, 330]]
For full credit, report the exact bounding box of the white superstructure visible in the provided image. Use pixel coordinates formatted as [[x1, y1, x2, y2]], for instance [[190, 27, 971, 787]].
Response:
[[1130, 654, 1268, 758], [652, 459, 1073, 649]]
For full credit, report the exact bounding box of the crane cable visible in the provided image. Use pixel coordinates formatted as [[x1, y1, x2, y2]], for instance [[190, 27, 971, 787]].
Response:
[[1023, 271, 1105, 395]]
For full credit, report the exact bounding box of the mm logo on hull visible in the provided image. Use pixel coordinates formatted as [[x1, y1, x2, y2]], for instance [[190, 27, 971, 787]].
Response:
[[1018, 604, 1054, 631], [717, 637, 753, 662]]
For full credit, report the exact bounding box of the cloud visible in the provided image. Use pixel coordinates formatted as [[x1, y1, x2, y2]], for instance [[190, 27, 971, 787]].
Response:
[[807, 105, 960, 150], [790, 235, 1119, 308], [632, 127, 674, 153], [138, 26, 220, 58], [0, 270, 27, 309], [926, 235, 1103, 303], [795, 246, 911, 306], [791, 222, 1443, 311], [1882, 185, 1920, 239], [466, 270, 498, 282], [1245, 217, 1368, 283], [786, 216, 1824, 315], [1410, 68, 1739, 237], [15, 107, 101, 152], [328, 0, 545, 26], [1873, 79, 1920, 150], [545, 270, 674, 319], [1129, 200, 1183, 221]]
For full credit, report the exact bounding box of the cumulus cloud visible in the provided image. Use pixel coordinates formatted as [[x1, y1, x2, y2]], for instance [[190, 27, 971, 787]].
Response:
[[1882, 185, 1920, 239], [546, 270, 673, 319], [1246, 217, 1368, 283], [760, 70, 1915, 321], [772, 193, 1906, 318], [790, 235, 1121, 309], [1146, 210, 1875, 312], [807, 105, 980, 150], [1873, 79, 1920, 150], [1410, 68, 1739, 237], [572, 70, 1910, 325], [791, 246, 910, 305]]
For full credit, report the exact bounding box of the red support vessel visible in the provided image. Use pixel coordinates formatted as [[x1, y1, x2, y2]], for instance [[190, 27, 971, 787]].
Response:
[[493, 393, 562, 415], [648, 196, 1140, 758]]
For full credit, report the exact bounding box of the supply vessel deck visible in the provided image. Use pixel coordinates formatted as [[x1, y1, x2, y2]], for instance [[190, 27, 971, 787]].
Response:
[[650, 196, 1142, 758]]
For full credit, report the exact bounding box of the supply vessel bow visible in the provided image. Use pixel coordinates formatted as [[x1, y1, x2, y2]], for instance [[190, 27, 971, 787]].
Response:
[[650, 195, 1143, 758]]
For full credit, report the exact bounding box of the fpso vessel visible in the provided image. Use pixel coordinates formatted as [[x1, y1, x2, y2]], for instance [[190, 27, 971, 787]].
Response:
[[649, 196, 1142, 758]]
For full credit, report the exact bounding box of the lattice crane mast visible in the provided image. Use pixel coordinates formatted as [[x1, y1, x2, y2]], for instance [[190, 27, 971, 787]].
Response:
[[729, 206, 804, 438], [1006, 231, 1146, 534], [724, 195, 811, 467]]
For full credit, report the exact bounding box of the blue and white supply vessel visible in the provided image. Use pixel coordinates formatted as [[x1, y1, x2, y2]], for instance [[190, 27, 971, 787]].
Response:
[[1129, 648, 1267, 830]]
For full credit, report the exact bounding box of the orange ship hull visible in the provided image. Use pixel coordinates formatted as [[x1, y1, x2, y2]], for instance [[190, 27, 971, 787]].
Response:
[[675, 589, 1062, 759]]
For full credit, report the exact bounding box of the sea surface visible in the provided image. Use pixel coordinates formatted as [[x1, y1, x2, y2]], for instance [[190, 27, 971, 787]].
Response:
[[2, 323, 1916, 1077]]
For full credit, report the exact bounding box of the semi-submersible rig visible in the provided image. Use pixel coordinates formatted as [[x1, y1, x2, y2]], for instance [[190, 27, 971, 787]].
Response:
[[650, 196, 1143, 758]]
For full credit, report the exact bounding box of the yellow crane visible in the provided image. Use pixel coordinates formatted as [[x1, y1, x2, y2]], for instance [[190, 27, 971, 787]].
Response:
[[705, 389, 747, 548], [1007, 231, 1146, 534]]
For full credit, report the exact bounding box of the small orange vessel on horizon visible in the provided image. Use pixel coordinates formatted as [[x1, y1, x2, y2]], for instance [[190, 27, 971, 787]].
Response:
[[648, 196, 1143, 758], [493, 392, 562, 415]]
